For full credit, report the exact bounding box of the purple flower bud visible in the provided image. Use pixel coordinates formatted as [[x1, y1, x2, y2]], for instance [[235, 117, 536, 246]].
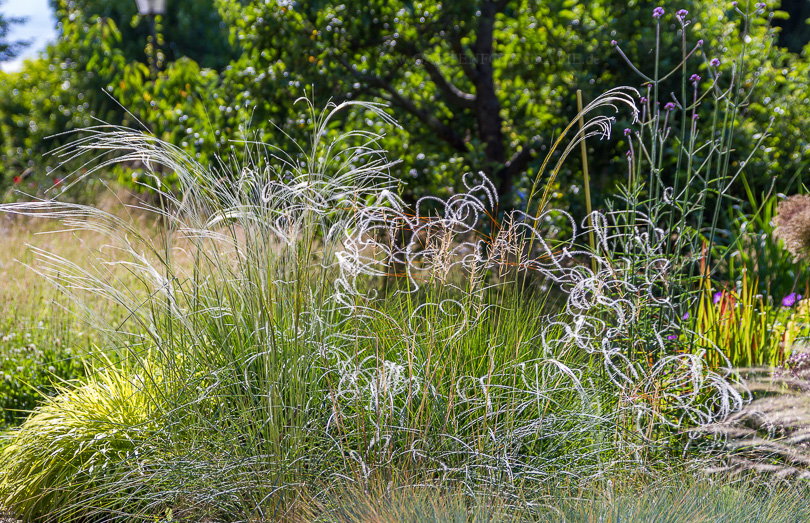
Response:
[[667, 334, 678, 340], [731, 1, 738, 6], [640, 96, 648, 103], [682, 312, 690, 320], [690, 73, 701, 83], [692, 114, 700, 120], [710, 58, 721, 67], [756, 2, 766, 9], [697, 39, 704, 47], [653, 6, 665, 18], [713, 291, 724, 304], [664, 102, 677, 111], [611, 39, 618, 46], [781, 292, 803, 308], [624, 128, 631, 136], [677, 9, 689, 20]]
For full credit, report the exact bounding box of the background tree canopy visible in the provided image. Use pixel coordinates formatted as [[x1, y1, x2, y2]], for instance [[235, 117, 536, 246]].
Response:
[[0, 0, 29, 61], [0, 0, 807, 208]]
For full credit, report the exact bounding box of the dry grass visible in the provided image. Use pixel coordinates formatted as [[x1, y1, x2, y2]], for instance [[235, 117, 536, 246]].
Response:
[[700, 345, 810, 479]]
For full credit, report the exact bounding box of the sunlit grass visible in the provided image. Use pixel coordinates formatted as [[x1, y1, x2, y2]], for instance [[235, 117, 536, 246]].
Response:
[[0, 97, 746, 520]]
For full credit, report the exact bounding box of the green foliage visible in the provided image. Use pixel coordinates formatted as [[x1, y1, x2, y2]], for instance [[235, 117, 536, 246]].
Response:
[[0, 0, 237, 193], [113, 57, 227, 176], [0, 14, 127, 195], [591, 2, 809, 209], [212, 0, 809, 208], [51, 0, 235, 69], [720, 193, 810, 299], [0, 1, 809, 517], [1, 0, 808, 207], [215, 0, 594, 201]]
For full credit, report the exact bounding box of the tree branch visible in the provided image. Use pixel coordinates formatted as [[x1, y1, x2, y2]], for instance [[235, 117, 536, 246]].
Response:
[[420, 57, 476, 110], [449, 34, 478, 84], [335, 57, 469, 154], [473, 1, 507, 190], [496, 141, 539, 182]]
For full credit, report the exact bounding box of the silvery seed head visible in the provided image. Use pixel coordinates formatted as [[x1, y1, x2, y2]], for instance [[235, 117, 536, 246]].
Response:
[[773, 194, 810, 261]]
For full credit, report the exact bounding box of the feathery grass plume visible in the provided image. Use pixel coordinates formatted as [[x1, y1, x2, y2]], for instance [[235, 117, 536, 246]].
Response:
[[698, 341, 810, 480], [0, 92, 745, 519], [773, 194, 810, 261]]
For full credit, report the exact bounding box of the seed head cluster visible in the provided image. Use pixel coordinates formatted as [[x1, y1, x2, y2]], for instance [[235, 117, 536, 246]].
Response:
[[773, 194, 810, 261]]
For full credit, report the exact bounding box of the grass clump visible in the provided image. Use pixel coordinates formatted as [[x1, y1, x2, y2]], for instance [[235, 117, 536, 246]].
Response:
[[0, 95, 743, 520], [0, 367, 161, 520], [301, 478, 810, 522]]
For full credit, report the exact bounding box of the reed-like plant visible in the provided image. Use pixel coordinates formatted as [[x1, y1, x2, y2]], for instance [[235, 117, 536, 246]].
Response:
[[686, 273, 810, 368]]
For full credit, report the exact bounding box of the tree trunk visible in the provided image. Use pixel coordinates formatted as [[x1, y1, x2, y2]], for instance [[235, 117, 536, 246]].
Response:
[[474, 1, 510, 202]]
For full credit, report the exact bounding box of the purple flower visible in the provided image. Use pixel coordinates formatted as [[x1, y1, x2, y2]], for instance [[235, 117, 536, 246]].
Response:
[[731, 1, 738, 6], [667, 334, 678, 340], [756, 2, 766, 9], [676, 9, 689, 20], [653, 6, 665, 18], [640, 96, 648, 103], [623, 128, 632, 136], [782, 292, 803, 308], [611, 39, 618, 46], [713, 291, 724, 304], [664, 102, 677, 111], [682, 312, 690, 320], [692, 114, 700, 120], [689, 73, 701, 83], [697, 39, 704, 47], [710, 58, 721, 67]]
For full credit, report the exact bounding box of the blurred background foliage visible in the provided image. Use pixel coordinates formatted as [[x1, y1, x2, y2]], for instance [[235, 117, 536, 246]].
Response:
[[0, 0, 806, 208]]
